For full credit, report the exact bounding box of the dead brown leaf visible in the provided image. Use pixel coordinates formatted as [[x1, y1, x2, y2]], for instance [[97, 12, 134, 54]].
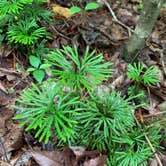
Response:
[[0, 81, 8, 94], [52, 4, 71, 18], [0, 45, 12, 58], [117, 8, 135, 26], [0, 108, 23, 156], [32, 147, 76, 166], [0, 160, 11, 166], [83, 155, 107, 166]]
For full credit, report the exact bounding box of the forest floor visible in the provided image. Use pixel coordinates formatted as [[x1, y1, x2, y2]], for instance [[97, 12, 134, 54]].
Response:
[[0, 0, 166, 165]]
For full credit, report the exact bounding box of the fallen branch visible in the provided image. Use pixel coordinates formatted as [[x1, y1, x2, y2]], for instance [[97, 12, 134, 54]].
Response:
[[102, 0, 134, 36], [132, 112, 163, 166], [0, 67, 20, 76], [145, 135, 163, 166]]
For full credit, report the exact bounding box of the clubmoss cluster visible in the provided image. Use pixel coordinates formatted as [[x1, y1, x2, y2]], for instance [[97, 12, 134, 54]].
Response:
[[14, 46, 161, 165]]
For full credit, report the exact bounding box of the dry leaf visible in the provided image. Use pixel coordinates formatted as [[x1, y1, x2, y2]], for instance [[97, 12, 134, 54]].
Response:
[[112, 75, 125, 88], [0, 160, 11, 166], [32, 147, 76, 166], [32, 151, 61, 166], [0, 82, 8, 94], [69, 146, 85, 159], [52, 4, 71, 18], [83, 155, 107, 166]]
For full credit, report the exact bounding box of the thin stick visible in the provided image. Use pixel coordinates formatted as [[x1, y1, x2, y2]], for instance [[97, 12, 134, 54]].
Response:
[[132, 113, 163, 166], [0, 138, 10, 163], [102, 0, 134, 36], [50, 25, 71, 41], [0, 67, 20, 76], [143, 111, 166, 118], [145, 135, 163, 166]]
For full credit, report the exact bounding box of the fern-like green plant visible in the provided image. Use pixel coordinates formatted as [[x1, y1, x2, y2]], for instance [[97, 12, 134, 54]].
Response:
[[0, 0, 32, 16], [127, 62, 160, 104], [111, 126, 161, 166], [0, 0, 51, 48], [7, 19, 45, 45], [127, 62, 160, 86], [13, 81, 82, 143], [46, 45, 113, 92], [75, 92, 134, 151]]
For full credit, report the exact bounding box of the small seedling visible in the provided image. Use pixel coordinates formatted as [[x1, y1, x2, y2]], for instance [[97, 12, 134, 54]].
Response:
[[27, 55, 51, 83], [70, 2, 99, 15]]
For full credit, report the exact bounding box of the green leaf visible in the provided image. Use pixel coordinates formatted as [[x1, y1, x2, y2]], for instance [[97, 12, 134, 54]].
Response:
[[39, 63, 52, 69], [70, 6, 81, 15], [29, 55, 41, 68], [163, 3, 166, 8], [85, 2, 99, 11], [33, 70, 45, 83], [27, 67, 36, 72]]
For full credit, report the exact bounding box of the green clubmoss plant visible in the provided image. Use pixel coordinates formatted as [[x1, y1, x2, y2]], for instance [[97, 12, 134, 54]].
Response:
[[127, 62, 160, 103], [7, 19, 45, 45], [13, 47, 162, 165], [109, 125, 161, 166], [46, 45, 113, 92], [74, 92, 135, 152], [14, 81, 83, 143], [0, 0, 51, 46], [127, 62, 159, 86]]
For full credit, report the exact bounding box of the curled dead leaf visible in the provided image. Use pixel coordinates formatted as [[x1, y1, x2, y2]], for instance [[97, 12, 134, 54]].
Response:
[[52, 4, 71, 18], [84, 155, 107, 166]]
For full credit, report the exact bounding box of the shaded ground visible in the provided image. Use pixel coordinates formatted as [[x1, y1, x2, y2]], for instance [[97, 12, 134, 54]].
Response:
[[0, 0, 166, 165]]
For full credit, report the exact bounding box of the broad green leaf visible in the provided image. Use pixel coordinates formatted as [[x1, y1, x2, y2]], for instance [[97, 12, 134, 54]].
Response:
[[40, 63, 52, 69], [33, 70, 45, 83], [70, 6, 81, 15], [29, 55, 41, 68], [27, 67, 36, 72], [85, 2, 99, 11]]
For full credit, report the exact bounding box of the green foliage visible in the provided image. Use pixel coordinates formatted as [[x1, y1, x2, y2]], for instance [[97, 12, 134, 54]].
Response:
[[110, 126, 161, 166], [7, 19, 45, 45], [14, 81, 82, 143], [163, 3, 166, 8], [70, 6, 82, 15], [74, 92, 134, 151], [128, 85, 146, 104], [27, 55, 51, 83], [137, 2, 144, 10], [0, 0, 51, 47], [0, 29, 4, 44], [29, 55, 41, 68], [127, 62, 160, 86], [85, 2, 99, 11], [46, 45, 112, 91], [70, 2, 99, 15], [0, 0, 32, 16], [127, 62, 159, 104]]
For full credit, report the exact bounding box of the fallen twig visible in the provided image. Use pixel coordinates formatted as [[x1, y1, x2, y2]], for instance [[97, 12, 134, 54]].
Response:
[[102, 0, 134, 36], [145, 135, 163, 166], [0, 67, 20, 76], [0, 137, 10, 163], [132, 112, 163, 166], [143, 111, 166, 118]]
